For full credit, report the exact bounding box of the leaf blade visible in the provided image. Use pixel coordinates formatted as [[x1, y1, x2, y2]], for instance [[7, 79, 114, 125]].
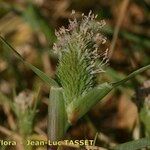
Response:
[[48, 87, 67, 141], [67, 83, 113, 124], [67, 64, 150, 124], [112, 64, 150, 87], [0, 36, 59, 87]]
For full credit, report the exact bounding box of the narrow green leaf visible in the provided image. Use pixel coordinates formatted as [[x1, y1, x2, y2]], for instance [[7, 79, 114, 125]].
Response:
[[67, 64, 150, 124], [26, 63, 59, 87], [115, 138, 150, 150], [48, 87, 67, 141], [0, 36, 59, 87], [67, 83, 113, 124], [112, 64, 150, 87]]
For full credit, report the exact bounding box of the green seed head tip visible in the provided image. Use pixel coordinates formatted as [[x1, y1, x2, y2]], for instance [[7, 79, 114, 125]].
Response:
[[53, 11, 109, 104]]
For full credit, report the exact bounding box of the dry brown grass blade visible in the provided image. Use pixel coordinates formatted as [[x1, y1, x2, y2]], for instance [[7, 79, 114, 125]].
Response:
[[109, 0, 130, 58]]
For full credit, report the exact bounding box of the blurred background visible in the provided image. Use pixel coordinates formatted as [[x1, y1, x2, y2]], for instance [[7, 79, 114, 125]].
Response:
[[0, 0, 150, 150]]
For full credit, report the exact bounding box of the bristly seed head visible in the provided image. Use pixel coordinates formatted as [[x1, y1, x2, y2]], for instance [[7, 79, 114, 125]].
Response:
[[53, 11, 109, 104]]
